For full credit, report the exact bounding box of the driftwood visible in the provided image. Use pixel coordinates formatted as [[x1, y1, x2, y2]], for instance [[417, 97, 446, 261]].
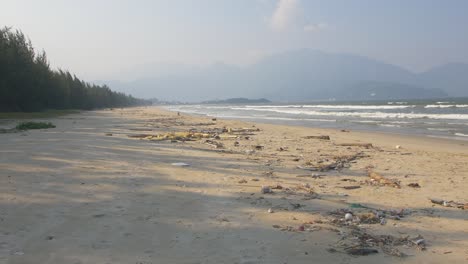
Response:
[[337, 143, 373, 148], [303, 153, 367, 172], [368, 171, 401, 188], [304, 135, 330, 140], [430, 198, 467, 210], [228, 128, 260, 133]]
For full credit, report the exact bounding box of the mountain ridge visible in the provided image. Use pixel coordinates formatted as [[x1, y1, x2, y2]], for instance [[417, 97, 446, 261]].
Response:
[[99, 49, 468, 102]]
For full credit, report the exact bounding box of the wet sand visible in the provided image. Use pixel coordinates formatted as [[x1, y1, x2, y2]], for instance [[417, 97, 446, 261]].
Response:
[[1, 107, 467, 263]]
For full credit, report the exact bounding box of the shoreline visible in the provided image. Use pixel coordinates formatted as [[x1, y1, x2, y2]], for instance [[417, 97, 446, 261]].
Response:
[[1, 106, 467, 263], [161, 107, 468, 155]]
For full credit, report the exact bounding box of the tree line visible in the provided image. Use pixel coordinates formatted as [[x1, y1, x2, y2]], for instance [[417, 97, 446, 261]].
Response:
[[0, 27, 149, 112]]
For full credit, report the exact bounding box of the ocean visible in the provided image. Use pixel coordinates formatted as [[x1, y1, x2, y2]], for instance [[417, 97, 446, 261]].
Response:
[[164, 99, 468, 141]]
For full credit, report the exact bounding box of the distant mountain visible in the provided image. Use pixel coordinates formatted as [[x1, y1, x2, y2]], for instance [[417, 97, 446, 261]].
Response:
[[416, 63, 468, 97], [202, 98, 271, 104], [102, 49, 468, 102]]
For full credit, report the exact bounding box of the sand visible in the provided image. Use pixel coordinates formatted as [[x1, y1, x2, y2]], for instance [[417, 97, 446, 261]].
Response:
[[0, 106, 467, 263]]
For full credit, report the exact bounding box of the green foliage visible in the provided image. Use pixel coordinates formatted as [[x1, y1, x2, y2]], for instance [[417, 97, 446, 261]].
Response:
[[0, 27, 150, 112], [15, 121, 56, 130]]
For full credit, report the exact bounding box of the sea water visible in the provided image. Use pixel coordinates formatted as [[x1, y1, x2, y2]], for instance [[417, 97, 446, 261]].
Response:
[[165, 99, 468, 141]]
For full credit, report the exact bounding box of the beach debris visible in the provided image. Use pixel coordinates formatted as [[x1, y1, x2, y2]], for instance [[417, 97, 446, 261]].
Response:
[[304, 135, 330, 140], [105, 133, 113, 136], [261, 185, 273, 194], [341, 178, 357, 182], [380, 218, 387, 225], [344, 213, 353, 221], [430, 198, 467, 209], [296, 173, 324, 178], [271, 184, 283, 190], [238, 179, 248, 184], [341, 130, 350, 132], [255, 145, 264, 150], [367, 171, 401, 188], [346, 248, 379, 256], [228, 127, 260, 133], [303, 153, 367, 171], [395, 145, 402, 149], [407, 183, 421, 188], [205, 139, 224, 149], [268, 208, 274, 213], [337, 143, 373, 148], [234, 141, 240, 147], [128, 131, 213, 141], [410, 235, 426, 250], [278, 146, 288, 151], [171, 162, 190, 167], [342, 185, 361, 190]]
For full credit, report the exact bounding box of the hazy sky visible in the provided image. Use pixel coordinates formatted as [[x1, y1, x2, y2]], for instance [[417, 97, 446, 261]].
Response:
[[2, 0, 468, 81]]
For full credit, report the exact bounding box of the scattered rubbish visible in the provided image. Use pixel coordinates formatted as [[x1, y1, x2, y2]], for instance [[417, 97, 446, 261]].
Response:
[[395, 145, 402, 149], [234, 141, 240, 147], [261, 185, 273, 194], [430, 198, 467, 210], [171, 162, 190, 167], [128, 131, 215, 142], [105, 133, 113, 136], [407, 183, 421, 188], [268, 208, 274, 213], [251, 178, 259, 182], [205, 139, 224, 149], [304, 135, 330, 140], [278, 146, 288, 151], [345, 213, 353, 221], [296, 173, 324, 178], [367, 171, 401, 188], [341, 130, 350, 133], [245, 150, 256, 155], [346, 248, 379, 256], [238, 179, 248, 184], [303, 153, 367, 172], [255, 145, 264, 150]]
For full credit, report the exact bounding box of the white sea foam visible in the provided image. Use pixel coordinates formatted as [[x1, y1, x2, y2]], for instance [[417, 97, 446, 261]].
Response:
[[425, 104, 468, 108], [454, 133, 468, 137], [427, 128, 453, 132], [244, 104, 413, 110], [233, 107, 468, 120]]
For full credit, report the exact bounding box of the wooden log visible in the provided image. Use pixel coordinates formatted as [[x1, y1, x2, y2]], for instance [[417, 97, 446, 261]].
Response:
[[304, 135, 330, 140], [337, 143, 373, 148]]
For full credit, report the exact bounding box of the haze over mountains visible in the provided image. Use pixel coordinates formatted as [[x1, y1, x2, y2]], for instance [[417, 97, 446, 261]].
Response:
[[103, 50, 468, 102]]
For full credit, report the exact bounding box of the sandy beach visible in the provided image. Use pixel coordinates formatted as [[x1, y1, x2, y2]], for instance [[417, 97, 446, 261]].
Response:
[[1, 106, 467, 264]]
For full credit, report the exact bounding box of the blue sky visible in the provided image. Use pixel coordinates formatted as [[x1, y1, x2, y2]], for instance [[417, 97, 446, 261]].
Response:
[[2, 0, 467, 80]]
